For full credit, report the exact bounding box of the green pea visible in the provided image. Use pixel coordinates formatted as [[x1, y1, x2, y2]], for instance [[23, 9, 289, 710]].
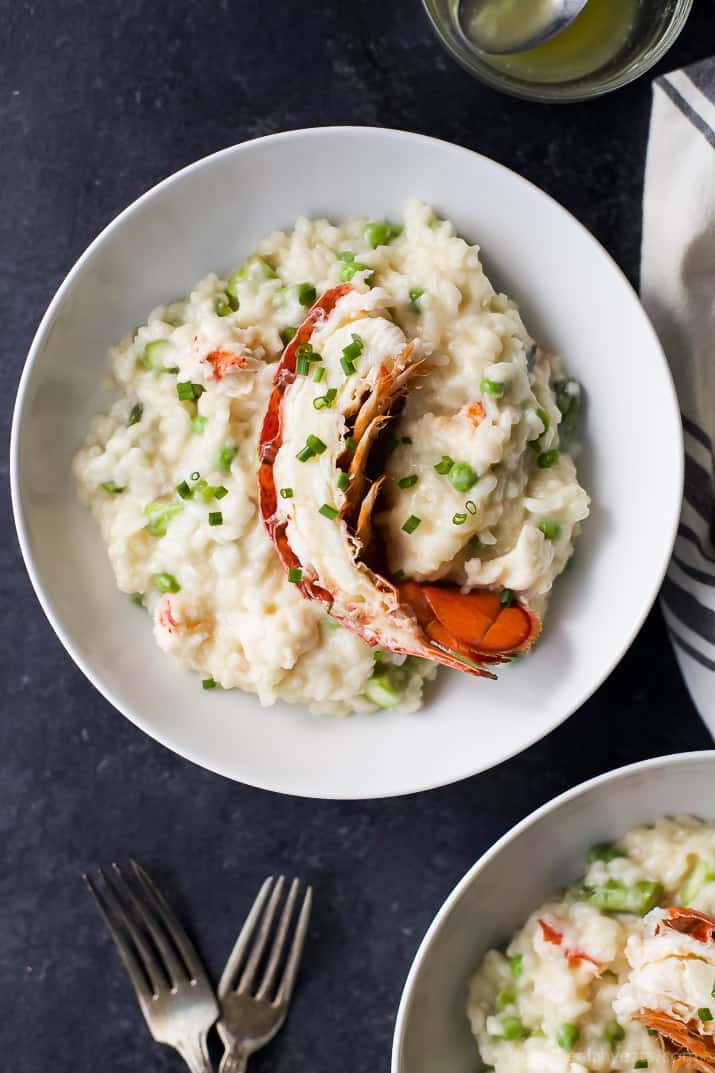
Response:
[[537, 449, 559, 469], [481, 378, 505, 397], [556, 1023, 580, 1050], [499, 1016, 530, 1041], [496, 987, 516, 1011], [363, 222, 391, 248], [538, 521, 561, 542], [296, 282, 317, 306], [604, 1021, 625, 1046], [280, 325, 297, 346], [448, 462, 478, 492]]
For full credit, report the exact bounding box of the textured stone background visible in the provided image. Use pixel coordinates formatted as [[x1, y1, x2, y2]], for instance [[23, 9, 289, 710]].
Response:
[[2, 2, 714, 1070]]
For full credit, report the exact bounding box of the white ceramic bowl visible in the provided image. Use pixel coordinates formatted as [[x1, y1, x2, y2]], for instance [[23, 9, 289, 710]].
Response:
[[11, 127, 682, 799], [393, 750, 715, 1073]]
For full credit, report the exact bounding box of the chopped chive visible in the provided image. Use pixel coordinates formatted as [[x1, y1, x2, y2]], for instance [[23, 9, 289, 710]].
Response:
[[313, 388, 338, 410], [214, 486, 228, 500], [408, 287, 424, 312], [288, 567, 303, 584], [402, 515, 421, 534], [526, 343, 538, 370], [341, 355, 356, 375], [307, 434, 327, 455], [101, 480, 125, 494], [398, 474, 418, 489], [176, 480, 192, 500], [296, 445, 314, 462], [384, 435, 399, 456], [401, 435, 413, 444], [127, 402, 143, 427], [500, 588, 514, 607], [337, 471, 350, 491], [434, 455, 454, 475], [481, 378, 505, 397], [634, 1062, 648, 1069], [214, 294, 232, 317], [191, 415, 208, 434], [217, 445, 237, 471], [296, 355, 310, 376], [280, 487, 294, 499], [280, 325, 297, 346], [345, 436, 357, 453], [319, 503, 339, 520], [712, 980, 715, 998], [154, 572, 180, 594], [539, 521, 561, 542], [337, 250, 355, 263], [465, 500, 477, 514], [313, 366, 325, 383], [297, 282, 317, 306], [452, 512, 467, 525], [428, 216, 444, 229], [208, 511, 223, 526], [202, 677, 218, 689], [490, 462, 501, 472], [342, 334, 364, 360], [392, 569, 406, 581], [191, 471, 200, 481], [699, 1008, 713, 1022], [177, 381, 197, 402], [130, 592, 144, 606], [373, 649, 384, 662], [295, 343, 314, 359], [537, 449, 559, 469]]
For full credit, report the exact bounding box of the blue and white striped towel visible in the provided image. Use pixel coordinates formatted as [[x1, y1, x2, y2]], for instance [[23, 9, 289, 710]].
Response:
[[642, 58, 715, 731]]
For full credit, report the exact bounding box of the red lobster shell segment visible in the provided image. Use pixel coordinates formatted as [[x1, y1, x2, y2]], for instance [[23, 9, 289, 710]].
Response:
[[257, 284, 541, 679], [632, 908, 715, 1072]]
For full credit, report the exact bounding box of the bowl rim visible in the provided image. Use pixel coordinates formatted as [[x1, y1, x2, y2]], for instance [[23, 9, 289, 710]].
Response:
[[10, 126, 684, 795], [421, 0, 695, 103], [391, 748, 715, 1070]]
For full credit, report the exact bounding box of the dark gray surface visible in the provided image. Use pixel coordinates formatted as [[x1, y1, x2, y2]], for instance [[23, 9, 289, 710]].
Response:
[[2, 2, 714, 1070]]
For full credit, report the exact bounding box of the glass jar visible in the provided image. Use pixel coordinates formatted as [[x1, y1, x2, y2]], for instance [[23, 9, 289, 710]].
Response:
[[422, 0, 694, 101]]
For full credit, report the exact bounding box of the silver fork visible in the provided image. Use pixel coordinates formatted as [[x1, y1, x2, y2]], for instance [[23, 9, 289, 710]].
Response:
[[85, 860, 219, 1073], [217, 875, 313, 1073]]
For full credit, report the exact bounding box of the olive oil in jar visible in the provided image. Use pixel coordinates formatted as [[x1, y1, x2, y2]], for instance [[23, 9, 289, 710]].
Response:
[[458, 0, 640, 83]]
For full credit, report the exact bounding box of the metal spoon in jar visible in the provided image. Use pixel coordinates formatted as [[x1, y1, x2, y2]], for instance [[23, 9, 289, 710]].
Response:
[[456, 0, 590, 55]]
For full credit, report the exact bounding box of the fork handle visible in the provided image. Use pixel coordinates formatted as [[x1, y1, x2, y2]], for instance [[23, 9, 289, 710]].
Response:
[[218, 1045, 250, 1073], [177, 1035, 214, 1073]]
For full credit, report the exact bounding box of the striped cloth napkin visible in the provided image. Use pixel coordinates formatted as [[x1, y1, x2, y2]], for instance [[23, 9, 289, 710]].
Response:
[[642, 58, 715, 732]]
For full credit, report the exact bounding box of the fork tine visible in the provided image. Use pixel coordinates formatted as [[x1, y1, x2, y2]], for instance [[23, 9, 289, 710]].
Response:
[[275, 886, 312, 1007], [218, 877, 275, 997], [130, 860, 207, 984], [84, 872, 153, 1002], [99, 867, 169, 995], [238, 876, 286, 994], [255, 878, 300, 1001], [111, 863, 187, 988]]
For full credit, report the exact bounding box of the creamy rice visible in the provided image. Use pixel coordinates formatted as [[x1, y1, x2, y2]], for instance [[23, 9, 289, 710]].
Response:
[[74, 200, 588, 714], [468, 817, 715, 1073]]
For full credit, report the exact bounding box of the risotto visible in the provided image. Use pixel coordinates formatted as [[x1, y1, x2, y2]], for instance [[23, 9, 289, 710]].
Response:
[[73, 200, 588, 714], [468, 816, 715, 1073]]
